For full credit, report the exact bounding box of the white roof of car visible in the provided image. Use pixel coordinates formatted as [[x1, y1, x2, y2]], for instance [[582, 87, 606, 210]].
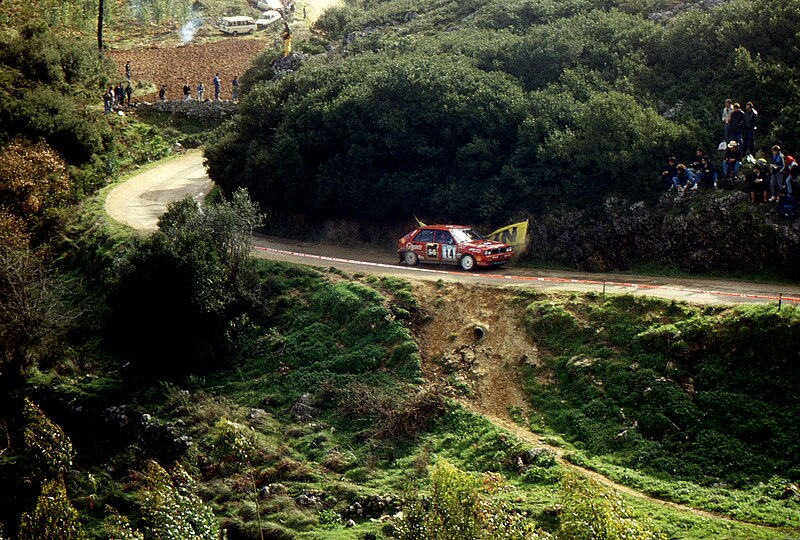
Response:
[[222, 16, 255, 22], [259, 10, 282, 23]]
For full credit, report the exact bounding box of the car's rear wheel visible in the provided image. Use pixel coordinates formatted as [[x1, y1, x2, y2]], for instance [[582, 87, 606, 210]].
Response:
[[459, 254, 476, 271], [404, 251, 419, 266]]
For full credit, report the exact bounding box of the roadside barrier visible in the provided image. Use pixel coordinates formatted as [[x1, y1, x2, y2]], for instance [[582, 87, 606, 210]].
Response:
[[254, 245, 800, 305]]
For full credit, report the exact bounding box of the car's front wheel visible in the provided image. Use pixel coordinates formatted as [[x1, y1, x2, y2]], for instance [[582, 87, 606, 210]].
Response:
[[404, 251, 419, 266], [460, 254, 476, 271]]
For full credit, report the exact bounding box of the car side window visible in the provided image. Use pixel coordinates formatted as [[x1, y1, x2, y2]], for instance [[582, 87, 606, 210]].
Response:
[[435, 230, 454, 244], [414, 229, 435, 243]]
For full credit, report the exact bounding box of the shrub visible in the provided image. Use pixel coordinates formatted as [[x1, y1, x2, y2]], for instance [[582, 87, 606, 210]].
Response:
[[558, 471, 663, 540], [394, 459, 541, 539]]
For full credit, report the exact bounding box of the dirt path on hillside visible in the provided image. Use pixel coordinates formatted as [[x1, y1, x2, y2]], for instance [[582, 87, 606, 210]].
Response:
[[412, 281, 785, 528]]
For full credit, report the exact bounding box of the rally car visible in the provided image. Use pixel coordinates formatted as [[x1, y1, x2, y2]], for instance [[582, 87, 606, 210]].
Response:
[[397, 225, 513, 271]]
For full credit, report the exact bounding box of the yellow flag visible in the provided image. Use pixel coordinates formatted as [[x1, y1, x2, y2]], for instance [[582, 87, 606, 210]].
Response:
[[487, 220, 528, 250]]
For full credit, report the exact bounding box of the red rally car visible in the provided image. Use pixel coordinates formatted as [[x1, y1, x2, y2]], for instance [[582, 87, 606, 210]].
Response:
[[397, 225, 513, 271]]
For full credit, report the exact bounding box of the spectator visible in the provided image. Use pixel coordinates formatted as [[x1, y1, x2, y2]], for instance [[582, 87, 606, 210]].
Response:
[[662, 156, 679, 191], [213, 73, 221, 100], [676, 163, 693, 191], [785, 163, 799, 197], [103, 87, 112, 114], [743, 102, 758, 156], [158, 84, 166, 101], [730, 103, 745, 147], [699, 155, 718, 189], [125, 61, 131, 81], [114, 83, 123, 107], [722, 98, 733, 143], [281, 22, 293, 57], [695, 147, 706, 161], [769, 145, 787, 201], [125, 82, 132, 106], [232, 75, 239, 102], [722, 140, 742, 179], [197, 82, 205, 101], [745, 161, 769, 203], [183, 83, 191, 101]]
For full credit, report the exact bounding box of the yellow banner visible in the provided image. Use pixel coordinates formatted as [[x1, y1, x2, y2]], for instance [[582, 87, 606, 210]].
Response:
[[488, 220, 528, 250]]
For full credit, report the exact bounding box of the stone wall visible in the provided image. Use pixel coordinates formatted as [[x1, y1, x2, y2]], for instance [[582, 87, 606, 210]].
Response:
[[133, 99, 240, 120]]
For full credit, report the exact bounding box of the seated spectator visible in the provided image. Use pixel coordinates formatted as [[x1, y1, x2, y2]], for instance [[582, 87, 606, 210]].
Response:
[[722, 140, 742, 178], [745, 161, 769, 203], [662, 156, 679, 191], [677, 163, 696, 191], [698, 156, 718, 189]]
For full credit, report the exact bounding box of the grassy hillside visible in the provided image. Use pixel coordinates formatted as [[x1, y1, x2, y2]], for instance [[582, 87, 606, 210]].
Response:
[[1, 188, 799, 538]]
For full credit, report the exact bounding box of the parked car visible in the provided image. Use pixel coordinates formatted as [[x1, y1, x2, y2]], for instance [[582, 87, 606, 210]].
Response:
[[219, 16, 256, 35], [256, 10, 282, 29], [397, 225, 513, 271]]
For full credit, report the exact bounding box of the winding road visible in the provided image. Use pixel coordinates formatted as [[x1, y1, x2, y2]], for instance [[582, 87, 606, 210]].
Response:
[[105, 150, 800, 306]]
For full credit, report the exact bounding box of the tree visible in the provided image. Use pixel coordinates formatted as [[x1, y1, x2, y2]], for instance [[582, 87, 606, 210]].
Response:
[[106, 190, 264, 376], [0, 140, 70, 248], [0, 247, 76, 384], [98, 0, 105, 51]]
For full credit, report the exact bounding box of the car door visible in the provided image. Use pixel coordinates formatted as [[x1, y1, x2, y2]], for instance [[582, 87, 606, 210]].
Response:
[[412, 228, 436, 262], [435, 230, 457, 264]]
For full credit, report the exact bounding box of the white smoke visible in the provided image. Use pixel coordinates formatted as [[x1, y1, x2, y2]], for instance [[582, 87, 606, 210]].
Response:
[[180, 18, 203, 43]]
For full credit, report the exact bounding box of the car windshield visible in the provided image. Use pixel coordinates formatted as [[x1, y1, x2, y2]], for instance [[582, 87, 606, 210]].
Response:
[[451, 229, 484, 243]]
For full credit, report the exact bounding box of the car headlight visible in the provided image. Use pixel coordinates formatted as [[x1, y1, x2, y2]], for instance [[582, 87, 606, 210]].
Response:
[[484, 250, 491, 256]]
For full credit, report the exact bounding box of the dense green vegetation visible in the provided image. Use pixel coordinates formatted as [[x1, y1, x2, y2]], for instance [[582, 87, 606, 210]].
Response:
[[1, 0, 800, 538], [522, 293, 800, 525], [207, 0, 800, 228]]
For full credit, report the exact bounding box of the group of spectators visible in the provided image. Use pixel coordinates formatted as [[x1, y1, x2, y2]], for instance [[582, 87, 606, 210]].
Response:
[[106, 62, 241, 109], [170, 74, 239, 103], [103, 81, 132, 113], [662, 98, 798, 214], [103, 61, 133, 114]]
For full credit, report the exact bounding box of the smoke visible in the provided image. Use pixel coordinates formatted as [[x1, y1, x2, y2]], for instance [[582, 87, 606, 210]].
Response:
[[180, 18, 203, 43]]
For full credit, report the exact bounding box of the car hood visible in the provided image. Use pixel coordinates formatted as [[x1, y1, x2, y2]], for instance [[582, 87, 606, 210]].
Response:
[[462, 240, 509, 250]]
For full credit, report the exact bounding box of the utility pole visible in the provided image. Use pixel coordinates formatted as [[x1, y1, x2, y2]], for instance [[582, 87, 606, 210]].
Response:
[[97, 0, 104, 51]]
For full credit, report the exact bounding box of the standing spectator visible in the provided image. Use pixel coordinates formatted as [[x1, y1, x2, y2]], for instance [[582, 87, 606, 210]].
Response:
[[125, 82, 132, 106], [159, 84, 166, 101], [183, 83, 191, 101], [662, 156, 679, 191], [281, 22, 293, 57], [745, 161, 769, 203], [743, 102, 758, 156], [213, 73, 221, 100], [103, 87, 113, 114], [112, 83, 120, 107], [232, 75, 239, 102], [769, 145, 786, 201], [730, 103, 745, 147], [722, 98, 733, 143], [722, 140, 742, 179], [784, 163, 799, 196], [125, 61, 131, 81], [699, 155, 718, 189], [197, 82, 205, 101]]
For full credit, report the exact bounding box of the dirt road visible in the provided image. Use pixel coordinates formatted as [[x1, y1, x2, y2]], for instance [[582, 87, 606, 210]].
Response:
[[105, 150, 213, 232], [106, 151, 800, 305]]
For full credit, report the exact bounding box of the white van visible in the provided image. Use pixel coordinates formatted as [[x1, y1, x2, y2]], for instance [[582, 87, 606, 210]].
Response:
[[220, 16, 257, 35]]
